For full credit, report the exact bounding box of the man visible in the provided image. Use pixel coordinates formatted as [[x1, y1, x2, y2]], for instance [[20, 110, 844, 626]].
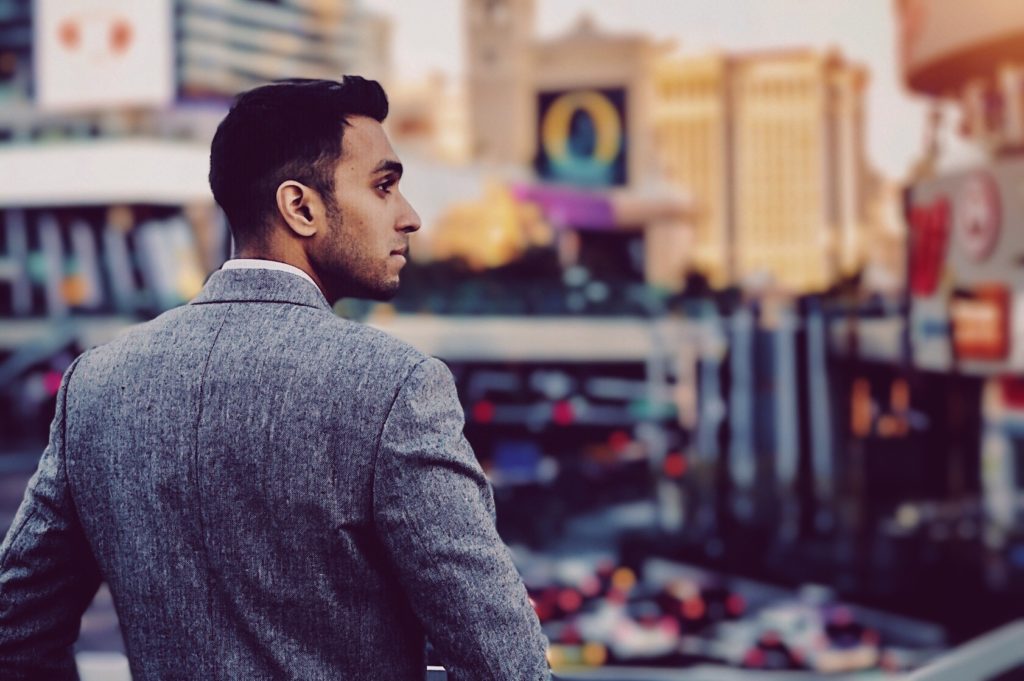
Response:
[[0, 76, 550, 680]]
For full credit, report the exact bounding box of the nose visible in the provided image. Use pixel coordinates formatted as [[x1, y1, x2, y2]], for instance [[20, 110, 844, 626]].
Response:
[[397, 193, 421, 234]]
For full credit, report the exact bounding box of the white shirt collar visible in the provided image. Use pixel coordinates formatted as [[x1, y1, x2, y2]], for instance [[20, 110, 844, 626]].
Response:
[[221, 259, 319, 290]]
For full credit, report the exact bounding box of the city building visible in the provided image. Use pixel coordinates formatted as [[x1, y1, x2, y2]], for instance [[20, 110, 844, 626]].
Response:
[[464, 0, 536, 166], [463, 1, 693, 291], [177, 0, 390, 99], [463, 0, 874, 295], [653, 49, 871, 293], [651, 54, 731, 288]]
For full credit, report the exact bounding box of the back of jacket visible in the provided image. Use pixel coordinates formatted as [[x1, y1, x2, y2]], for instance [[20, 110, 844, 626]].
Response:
[[0, 268, 550, 681]]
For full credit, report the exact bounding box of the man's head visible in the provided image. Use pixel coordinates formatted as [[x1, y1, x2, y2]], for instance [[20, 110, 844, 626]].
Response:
[[209, 76, 421, 302]]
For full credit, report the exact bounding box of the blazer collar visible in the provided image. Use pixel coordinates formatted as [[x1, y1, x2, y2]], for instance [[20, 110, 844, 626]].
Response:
[[190, 267, 332, 311]]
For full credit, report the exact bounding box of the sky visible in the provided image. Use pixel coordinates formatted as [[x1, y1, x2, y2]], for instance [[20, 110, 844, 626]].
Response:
[[369, 0, 967, 181]]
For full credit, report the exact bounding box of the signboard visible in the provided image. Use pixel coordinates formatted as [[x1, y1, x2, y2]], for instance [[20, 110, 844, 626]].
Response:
[[35, 0, 174, 111], [906, 159, 1024, 373], [535, 88, 627, 188], [908, 196, 950, 296], [950, 285, 1010, 361], [957, 172, 1002, 263]]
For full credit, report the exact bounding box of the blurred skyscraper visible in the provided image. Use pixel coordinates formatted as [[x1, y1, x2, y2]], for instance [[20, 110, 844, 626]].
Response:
[[654, 50, 872, 293], [177, 0, 391, 98], [465, 0, 537, 166]]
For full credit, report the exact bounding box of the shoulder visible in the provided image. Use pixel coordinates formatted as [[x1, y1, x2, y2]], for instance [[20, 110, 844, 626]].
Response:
[[306, 313, 430, 373], [71, 307, 191, 374]]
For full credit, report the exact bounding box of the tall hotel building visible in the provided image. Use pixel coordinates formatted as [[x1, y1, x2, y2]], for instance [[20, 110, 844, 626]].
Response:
[[653, 51, 870, 293]]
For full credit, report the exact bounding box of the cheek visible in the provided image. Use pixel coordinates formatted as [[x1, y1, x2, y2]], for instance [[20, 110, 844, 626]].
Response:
[[345, 196, 386, 232]]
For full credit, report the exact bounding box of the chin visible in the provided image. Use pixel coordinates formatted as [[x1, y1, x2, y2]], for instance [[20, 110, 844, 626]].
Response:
[[325, 271, 400, 303], [366, 288, 399, 302], [361, 279, 401, 302]]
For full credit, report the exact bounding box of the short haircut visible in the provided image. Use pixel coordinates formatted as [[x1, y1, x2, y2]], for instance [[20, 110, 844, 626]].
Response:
[[209, 76, 389, 248]]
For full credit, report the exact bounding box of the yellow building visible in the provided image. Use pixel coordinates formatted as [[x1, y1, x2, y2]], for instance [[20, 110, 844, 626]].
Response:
[[653, 50, 870, 293], [652, 55, 731, 288], [461, 1, 875, 294]]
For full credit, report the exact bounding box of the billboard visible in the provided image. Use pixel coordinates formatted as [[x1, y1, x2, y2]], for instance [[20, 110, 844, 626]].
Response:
[[35, 0, 174, 111], [535, 88, 627, 188], [906, 158, 1024, 373]]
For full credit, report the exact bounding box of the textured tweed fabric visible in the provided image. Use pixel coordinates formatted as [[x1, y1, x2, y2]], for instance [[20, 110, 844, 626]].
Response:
[[0, 268, 549, 680]]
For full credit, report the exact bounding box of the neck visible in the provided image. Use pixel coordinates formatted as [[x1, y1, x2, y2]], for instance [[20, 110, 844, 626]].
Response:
[[234, 250, 331, 302]]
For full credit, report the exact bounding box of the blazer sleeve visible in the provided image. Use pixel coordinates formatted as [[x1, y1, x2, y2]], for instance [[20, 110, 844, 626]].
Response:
[[0, 356, 102, 680], [372, 357, 550, 681]]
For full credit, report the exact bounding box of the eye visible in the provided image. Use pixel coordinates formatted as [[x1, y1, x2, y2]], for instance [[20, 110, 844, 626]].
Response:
[[375, 178, 396, 195]]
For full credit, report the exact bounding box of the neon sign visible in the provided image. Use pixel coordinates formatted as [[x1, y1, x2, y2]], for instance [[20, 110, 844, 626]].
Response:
[[908, 196, 950, 296], [536, 88, 627, 187]]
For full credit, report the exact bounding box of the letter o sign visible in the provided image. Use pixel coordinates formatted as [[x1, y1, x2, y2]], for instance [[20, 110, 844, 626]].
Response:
[[541, 90, 623, 166]]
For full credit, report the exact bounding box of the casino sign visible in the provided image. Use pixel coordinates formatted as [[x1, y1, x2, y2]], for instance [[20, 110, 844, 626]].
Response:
[[535, 87, 628, 188], [906, 160, 1024, 373]]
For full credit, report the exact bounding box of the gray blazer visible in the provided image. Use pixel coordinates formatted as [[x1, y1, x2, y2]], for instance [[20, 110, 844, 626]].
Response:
[[0, 268, 550, 680]]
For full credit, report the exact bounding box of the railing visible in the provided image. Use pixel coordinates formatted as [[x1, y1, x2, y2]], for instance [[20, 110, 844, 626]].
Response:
[[904, 619, 1024, 681]]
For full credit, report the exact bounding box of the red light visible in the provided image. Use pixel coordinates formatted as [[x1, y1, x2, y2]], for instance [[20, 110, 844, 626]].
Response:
[[109, 18, 132, 54], [110, 19, 132, 54], [744, 649, 765, 668], [663, 452, 687, 478], [726, 593, 745, 616], [608, 430, 630, 452], [561, 623, 582, 644], [59, 20, 80, 50], [557, 589, 582, 613], [552, 400, 574, 425], [580, 576, 600, 597], [472, 400, 494, 423], [659, 616, 680, 635], [606, 590, 627, 605], [1000, 377, 1024, 408], [830, 606, 853, 626], [682, 597, 705, 620], [530, 596, 549, 620], [43, 371, 63, 397]]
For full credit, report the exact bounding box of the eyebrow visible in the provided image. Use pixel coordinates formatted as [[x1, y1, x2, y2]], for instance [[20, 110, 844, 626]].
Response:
[[371, 160, 403, 177]]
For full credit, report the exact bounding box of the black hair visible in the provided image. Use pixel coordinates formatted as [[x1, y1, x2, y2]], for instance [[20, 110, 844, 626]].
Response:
[[208, 75, 389, 249]]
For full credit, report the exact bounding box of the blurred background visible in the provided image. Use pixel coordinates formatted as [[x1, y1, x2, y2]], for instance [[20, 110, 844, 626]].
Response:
[[1, 0, 1024, 679]]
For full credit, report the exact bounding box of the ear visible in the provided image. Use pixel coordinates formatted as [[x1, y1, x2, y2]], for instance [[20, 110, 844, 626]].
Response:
[[275, 180, 322, 238]]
